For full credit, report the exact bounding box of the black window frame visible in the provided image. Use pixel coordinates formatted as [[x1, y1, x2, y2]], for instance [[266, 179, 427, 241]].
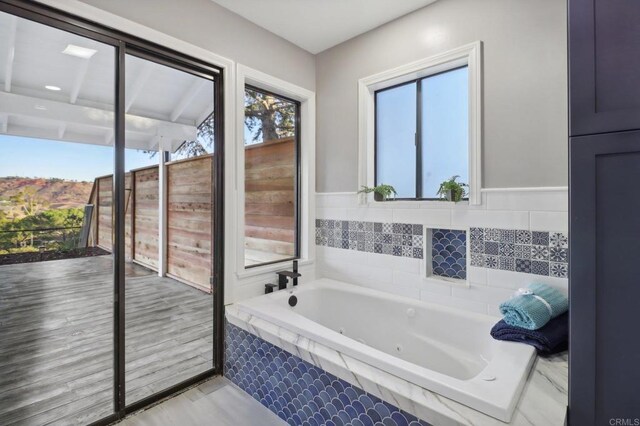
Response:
[[374, 65, 469, 201], [243, 84, 301, 269]]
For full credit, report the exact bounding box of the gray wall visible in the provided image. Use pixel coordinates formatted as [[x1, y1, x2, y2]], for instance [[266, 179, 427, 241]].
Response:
[[316, 0, 567, 192], [79, 0, 316, 91]]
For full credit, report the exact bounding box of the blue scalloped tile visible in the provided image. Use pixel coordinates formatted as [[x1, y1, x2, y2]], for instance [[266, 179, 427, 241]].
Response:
[[431, 229, 466, 280], [225, 323, 430, 426]]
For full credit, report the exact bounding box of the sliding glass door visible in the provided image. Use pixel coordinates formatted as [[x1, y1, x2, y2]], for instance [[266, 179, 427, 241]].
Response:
[[0, 2, 223, 424], [123, 52, 215, 405], [0, 10, 116, 425]]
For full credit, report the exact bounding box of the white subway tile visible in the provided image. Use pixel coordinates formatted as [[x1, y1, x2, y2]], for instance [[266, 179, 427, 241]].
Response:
[[316, 207, 349, 220], [394, 270, 453, 296], [450, 209, 529, 229], [392, 208, 451, 226], [345, 207, 393, 222], [530, 211, 568, 232], [467, 266, 487, 285], [316, 193, 359, 208], [485, 268, 568, 294], [451, 284, 514, 305], [485, 190, 568, 212]]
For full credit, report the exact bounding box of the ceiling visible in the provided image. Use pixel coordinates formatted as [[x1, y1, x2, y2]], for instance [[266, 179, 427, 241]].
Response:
[[210, 0, 438, 54], [0, 11, 214, 152]]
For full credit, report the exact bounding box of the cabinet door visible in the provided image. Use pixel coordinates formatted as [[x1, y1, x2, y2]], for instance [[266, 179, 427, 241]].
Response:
[[570, 130, 640, 425], [569, 0, 640, 136]]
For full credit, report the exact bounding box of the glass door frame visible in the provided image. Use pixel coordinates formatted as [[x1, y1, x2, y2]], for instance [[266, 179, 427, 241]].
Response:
[[0, 1, 225, 424]]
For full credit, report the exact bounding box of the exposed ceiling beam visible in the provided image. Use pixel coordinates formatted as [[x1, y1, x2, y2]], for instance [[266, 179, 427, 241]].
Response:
[[125, 62, 153, 113], [170, 79, 207, 122], [0, 91, 197, 151], [70, 59, 91, 104], [0, 113, 8, 133], [4, 16, 17, 93], [57, 122, 66, 139], [104, 129, 114, 145], [197, 103, 214, 127]]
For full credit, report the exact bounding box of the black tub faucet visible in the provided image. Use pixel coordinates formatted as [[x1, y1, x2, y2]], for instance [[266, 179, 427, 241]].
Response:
[[277, 260, 301, 290]]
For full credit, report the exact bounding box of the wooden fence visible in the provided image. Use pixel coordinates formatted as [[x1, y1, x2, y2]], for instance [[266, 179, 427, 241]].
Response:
[[88, 155, 213, 293], [244, 137, 296, 264], [88, 138, 294, 287]]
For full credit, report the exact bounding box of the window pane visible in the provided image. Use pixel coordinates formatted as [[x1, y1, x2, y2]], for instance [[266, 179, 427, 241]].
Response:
[[244, 87, 299, 268], [376, 82, 417, 198], [124, 54, 215, 405], [0, 11, 115, 423], [421, 67, 469, 198]]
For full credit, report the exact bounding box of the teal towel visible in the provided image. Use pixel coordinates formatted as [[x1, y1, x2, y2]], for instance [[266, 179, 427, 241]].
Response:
[[499, 283, 568, 330]]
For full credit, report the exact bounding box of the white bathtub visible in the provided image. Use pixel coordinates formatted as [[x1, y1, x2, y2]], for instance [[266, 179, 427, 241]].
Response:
[[235, 278, 536, 423]]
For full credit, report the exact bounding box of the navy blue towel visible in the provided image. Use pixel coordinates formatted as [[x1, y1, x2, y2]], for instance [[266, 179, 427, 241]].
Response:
[[490, 312, 568, 355]]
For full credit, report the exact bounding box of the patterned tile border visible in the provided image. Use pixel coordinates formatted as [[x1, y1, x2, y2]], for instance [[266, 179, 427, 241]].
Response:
[[225, 322, 430, 426], [315, 219, 423, 259], [316, 219, 568, 279], [431, 229, 467, 280], [470, 227, 568, 278]]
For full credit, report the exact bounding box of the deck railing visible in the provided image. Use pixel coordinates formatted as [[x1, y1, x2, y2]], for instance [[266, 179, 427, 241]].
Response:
[[0, 226, 82, 254]]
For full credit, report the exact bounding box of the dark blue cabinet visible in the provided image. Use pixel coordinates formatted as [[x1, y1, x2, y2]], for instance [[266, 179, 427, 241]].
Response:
[[570, 131, 640, 425], [569, 0, 640, 424], [569, 0, 640, 136]]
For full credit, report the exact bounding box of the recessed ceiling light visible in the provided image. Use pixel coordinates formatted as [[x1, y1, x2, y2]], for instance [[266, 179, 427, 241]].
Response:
[[62, 44, 97, 59], [34, 105, 47, 111], [45, 85, 61, 91]]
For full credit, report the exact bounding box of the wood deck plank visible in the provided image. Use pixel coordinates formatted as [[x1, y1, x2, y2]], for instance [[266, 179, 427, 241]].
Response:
[[0, 256, 214, 425]]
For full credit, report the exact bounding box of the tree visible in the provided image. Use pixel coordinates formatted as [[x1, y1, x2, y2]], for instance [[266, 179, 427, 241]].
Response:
[[173, 113, 215, 158], [10, 188, 49, 217], [244, 87, 296, 143]]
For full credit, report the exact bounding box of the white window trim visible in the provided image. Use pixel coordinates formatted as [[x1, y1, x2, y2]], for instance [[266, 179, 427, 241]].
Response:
[[358, 41, 483, 205], [234, 64, 316, 279]]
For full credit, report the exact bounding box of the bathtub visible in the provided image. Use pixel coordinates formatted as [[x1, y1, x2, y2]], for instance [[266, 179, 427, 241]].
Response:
[[234, 278, 536, 422]]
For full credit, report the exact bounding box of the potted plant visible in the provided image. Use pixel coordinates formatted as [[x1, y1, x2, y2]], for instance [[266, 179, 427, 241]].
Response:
[[358, 184, 397, 202], [436, 175, 468, 202]]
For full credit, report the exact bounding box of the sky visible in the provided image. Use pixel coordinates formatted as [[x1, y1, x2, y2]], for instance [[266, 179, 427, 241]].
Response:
[[376, 66, 469, 198], [0, 135, 158, 182]]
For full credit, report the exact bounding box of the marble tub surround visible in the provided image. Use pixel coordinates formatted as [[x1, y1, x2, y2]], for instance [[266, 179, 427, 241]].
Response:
[[226, 305, 568, 426]]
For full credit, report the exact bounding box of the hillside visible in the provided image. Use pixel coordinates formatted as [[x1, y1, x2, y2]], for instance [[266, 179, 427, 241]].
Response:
[[0, 177, 93, 212]]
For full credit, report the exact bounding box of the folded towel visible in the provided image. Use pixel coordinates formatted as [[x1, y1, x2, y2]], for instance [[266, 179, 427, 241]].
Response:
[[499, 283, 568, 330], [490, 312, 568, 355]]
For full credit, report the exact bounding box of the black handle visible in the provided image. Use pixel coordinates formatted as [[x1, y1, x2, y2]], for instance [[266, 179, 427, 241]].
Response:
[[264, 283, 278, 294]]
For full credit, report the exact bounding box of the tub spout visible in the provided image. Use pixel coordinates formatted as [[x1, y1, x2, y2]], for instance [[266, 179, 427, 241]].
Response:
[[277, 265, 301, 290]]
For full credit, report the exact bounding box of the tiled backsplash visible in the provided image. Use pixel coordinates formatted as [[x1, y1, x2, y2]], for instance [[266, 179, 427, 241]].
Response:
[[470, 227, 568, 278], [316, 220, 568, 278], [431, 229, 467, 280], [315, 190, 568, 316], [315, 219, 424, 259]]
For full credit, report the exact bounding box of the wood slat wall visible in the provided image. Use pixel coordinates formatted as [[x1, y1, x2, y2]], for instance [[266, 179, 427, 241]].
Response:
[[245, 137, 296, 257], [166, 156, 213, 292], [133, 167, 159, 270], [90, 157, 214, 292], [96, 176, 113, 252]]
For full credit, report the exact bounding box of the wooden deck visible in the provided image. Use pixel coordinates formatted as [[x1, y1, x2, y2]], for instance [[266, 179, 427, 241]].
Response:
[[0, 255, 213, 426]]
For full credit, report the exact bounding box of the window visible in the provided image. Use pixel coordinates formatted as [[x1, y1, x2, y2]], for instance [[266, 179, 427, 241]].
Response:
[[375, 66, 469, 199], [359, 42, 482, 204], [244, 85, 300, 268]]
